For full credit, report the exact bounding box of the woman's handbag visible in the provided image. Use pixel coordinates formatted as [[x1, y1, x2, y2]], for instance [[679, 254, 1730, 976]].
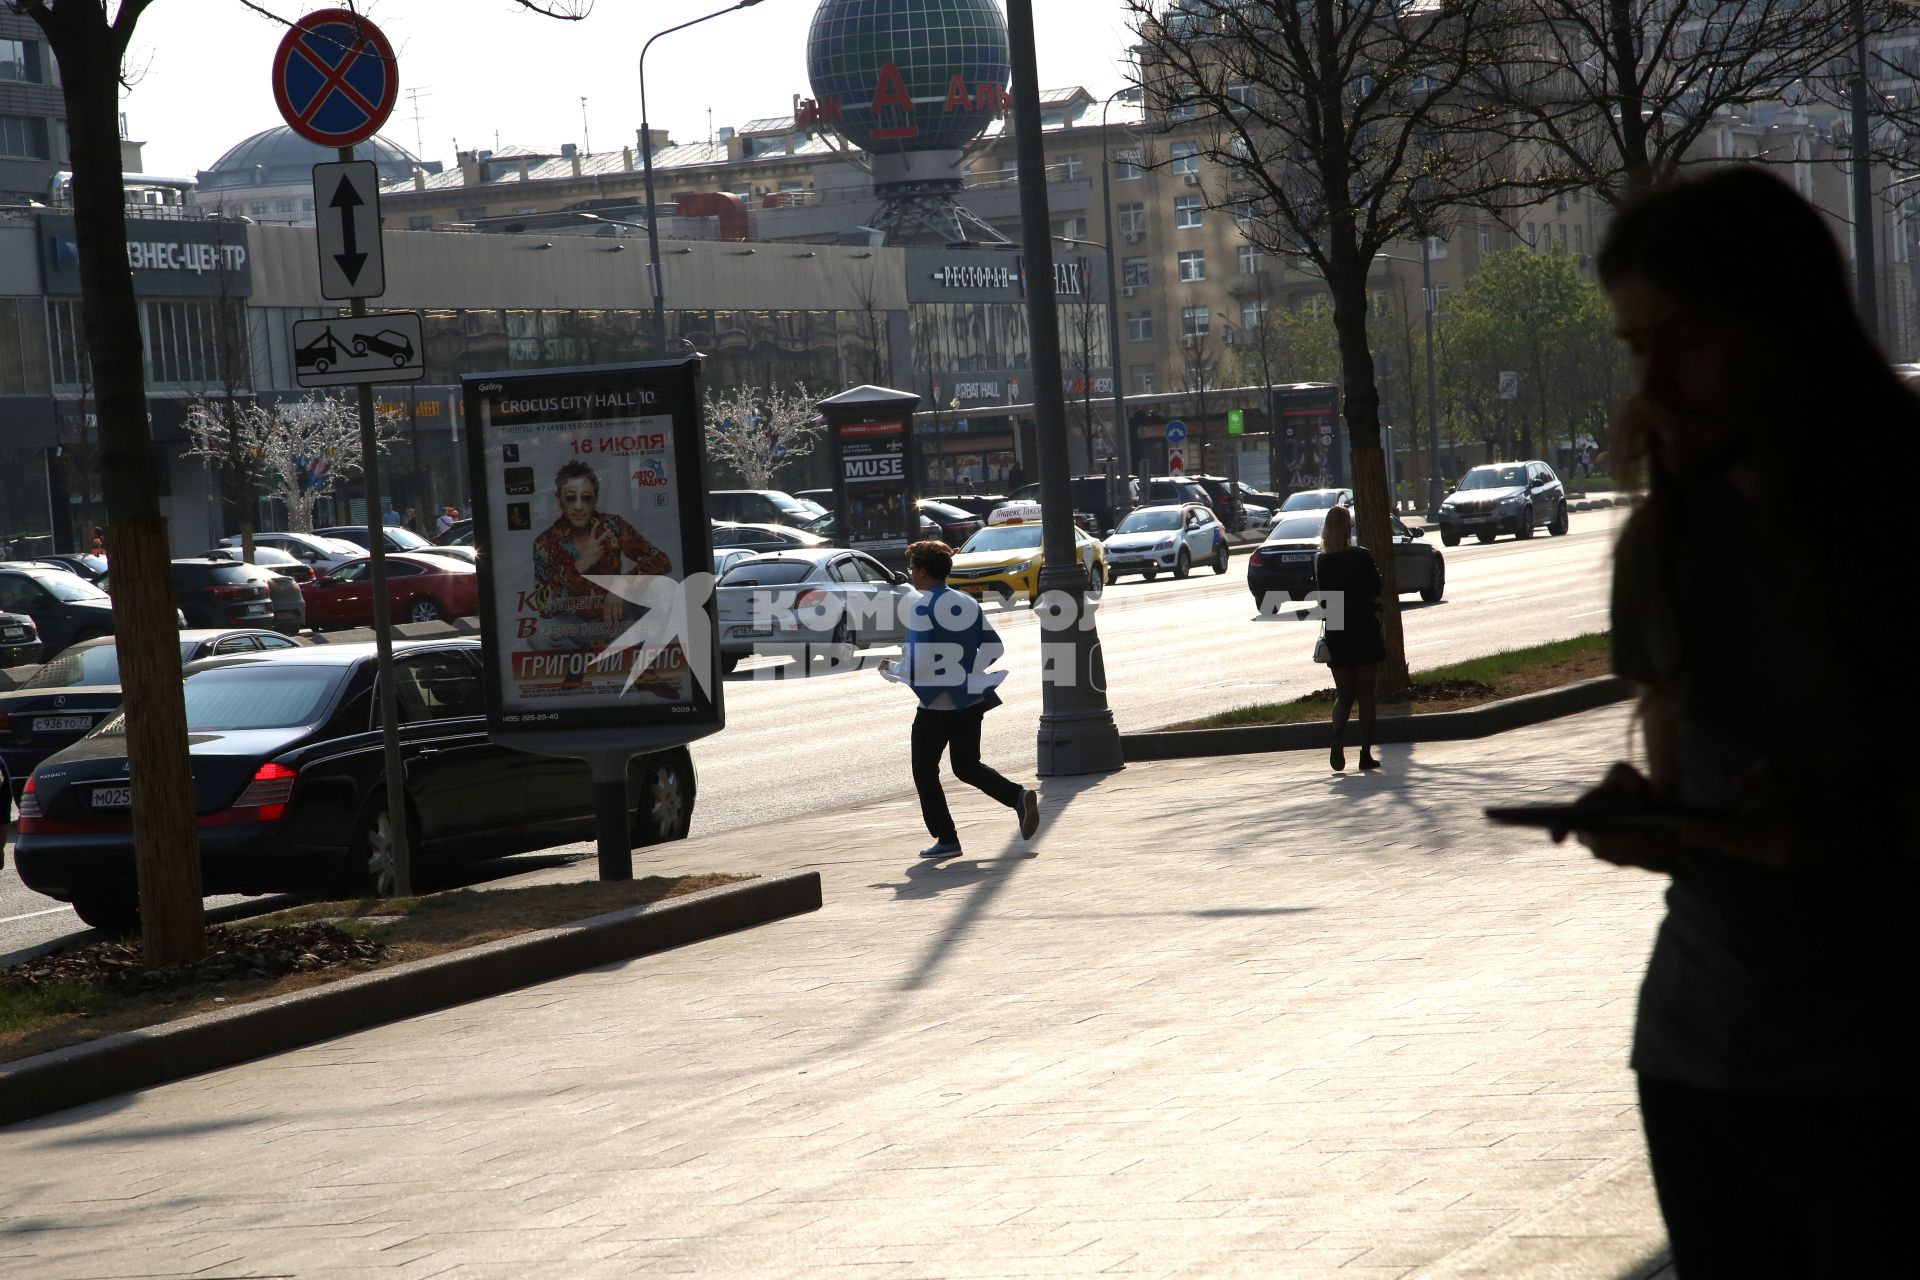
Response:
[[1311, 623, 1331, 664]]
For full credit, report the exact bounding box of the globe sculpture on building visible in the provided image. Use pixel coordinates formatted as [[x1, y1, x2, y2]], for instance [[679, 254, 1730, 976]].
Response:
[[803, 0, 1013, 245]]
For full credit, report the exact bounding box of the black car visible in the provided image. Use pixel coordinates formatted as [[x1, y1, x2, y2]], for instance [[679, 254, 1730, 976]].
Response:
[[316, 524, 435, 553], [709, 490, 818, 528], [1143, 476, 1213, 514], [12, 640, 696, 929], [0, 563, 117, 658], [33, 553, 109, 583], [1002, 475, 1138, 534], [918, 500, 982, 543], [202, 544, 316, 584], [353, 328, 415, 363], [1, 611, 42, 668], [710, 521, 828, 556], [1436, 460, 1569, 545], [1186, 475, 1246, 532], [0, 629, 301, 799], [434, 519, 474, 546], [167, 558, 301, 632], [923, 493, 1010, 520], [1246, 508, 1445, 606]]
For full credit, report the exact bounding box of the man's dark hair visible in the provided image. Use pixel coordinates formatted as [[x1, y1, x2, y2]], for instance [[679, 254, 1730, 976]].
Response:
[[907, 540, 954, 580], [554, 459, 599, 492]]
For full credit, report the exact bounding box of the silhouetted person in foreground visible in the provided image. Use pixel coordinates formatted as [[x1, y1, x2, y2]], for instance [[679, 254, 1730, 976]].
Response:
[[1314, 504, 1381, 771], [1571, 166, 1916, 1279]]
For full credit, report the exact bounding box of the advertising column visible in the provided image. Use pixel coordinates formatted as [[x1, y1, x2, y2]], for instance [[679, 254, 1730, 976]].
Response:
[[464, 359, 720, 879], [819, 384, 922, 569]]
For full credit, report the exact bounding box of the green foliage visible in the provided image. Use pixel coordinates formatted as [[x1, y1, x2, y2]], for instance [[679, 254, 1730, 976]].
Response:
[[0, 980, 107, 1034]]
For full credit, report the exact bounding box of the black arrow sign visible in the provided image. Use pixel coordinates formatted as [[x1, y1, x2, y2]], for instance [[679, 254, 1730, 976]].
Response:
[[330, 174, 367, 283]]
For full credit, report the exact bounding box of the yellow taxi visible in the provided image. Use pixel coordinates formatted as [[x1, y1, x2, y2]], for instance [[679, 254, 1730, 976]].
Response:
[[944, 502, 1108, 605]]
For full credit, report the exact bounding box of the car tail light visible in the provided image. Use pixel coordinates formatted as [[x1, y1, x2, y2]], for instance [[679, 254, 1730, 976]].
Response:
[[202, 761, 297, 826], [0, 713, 12, 733], [795, 588, 828, 608], [17, 775, 40, 822], [206, 584, 263, 600], [1248, 549, 1266, 567]]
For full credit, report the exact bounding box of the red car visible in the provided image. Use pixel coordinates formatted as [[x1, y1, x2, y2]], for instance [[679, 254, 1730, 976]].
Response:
[[300, 552, 479, 628]]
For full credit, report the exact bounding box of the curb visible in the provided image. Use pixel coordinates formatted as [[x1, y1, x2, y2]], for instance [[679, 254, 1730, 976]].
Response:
[[0, 871, 822, 1129], [1121, 675, 1630, 761], [1412, 1151, 1670, 1280]]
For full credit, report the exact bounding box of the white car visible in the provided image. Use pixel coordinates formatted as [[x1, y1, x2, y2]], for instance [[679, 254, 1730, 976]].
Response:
[[713, 547, 915, 674], [1101, 503, 1230, 582], [218, 531, 365, 572], [1276, 487, 1355, 518]]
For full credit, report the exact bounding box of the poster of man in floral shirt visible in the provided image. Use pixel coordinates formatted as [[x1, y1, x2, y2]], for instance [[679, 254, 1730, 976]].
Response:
[[530, 458, 672, 647]]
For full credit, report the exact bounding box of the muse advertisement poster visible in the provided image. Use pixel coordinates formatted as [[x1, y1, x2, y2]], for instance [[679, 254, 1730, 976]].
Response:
[[837, 420, 913, 554], [464, 361, 718, 739]]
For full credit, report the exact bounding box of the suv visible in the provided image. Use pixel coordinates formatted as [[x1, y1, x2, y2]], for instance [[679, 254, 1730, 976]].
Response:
[[1185, 475, 1246, 532], [1436, 460, 1569, 545], [1143, 476, 1210, 514], [1002, 475, 1140, 535], [169, 558, 305, 634], [0, 564, 116, 658], [710, 490, 819, 528]]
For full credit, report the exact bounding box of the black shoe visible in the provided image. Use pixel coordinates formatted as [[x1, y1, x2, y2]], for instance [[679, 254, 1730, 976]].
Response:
[[920, 840, 963, 859], [1330, 743, 1346, 772], [1358, 750, 1380, 771]]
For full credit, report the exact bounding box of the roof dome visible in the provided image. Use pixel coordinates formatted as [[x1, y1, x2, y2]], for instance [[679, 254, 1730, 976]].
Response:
[[806, 0, 1010, 156], [197, 125, 425, 191]]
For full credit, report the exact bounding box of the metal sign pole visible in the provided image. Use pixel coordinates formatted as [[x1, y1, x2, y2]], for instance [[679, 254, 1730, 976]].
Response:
[[340, 141, 412, 897]]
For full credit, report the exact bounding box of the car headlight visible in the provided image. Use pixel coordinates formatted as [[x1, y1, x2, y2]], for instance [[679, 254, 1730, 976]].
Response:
[[1155, 537, 1176, 550]]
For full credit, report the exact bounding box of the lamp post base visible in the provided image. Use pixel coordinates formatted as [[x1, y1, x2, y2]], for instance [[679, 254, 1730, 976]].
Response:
[[1034, 565, 1124, 778], [1426, 474, 1445, 522]]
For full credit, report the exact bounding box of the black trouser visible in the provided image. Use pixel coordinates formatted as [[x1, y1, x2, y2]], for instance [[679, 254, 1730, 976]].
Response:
[[1638, 1074, 1916, 1278], [912, 705, 1021, 843]]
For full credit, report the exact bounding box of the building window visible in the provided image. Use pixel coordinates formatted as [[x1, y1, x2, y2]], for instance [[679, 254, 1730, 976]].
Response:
[[275, 200, 295, 214], [1476, 224, 1491, 252], [457, 207, 487, 221], [1240, 301, 1269, 329], [1114, 150, 1142, 181], [1425, 234, 1448, 260], [1165, 80, 1200, 121], [1174, 195, 1203, 229], [1058, 216, 1088, 241], [1180, 306, 1210, 338], [1177, 250, 1206, 282], [1130, 364, 1156, 395], [1056, 154, 1083, 180], [47, 299, 89, 387], [409, 216, 433, 231], [1232, 192, 1255, 225], [1126, 310, 1153, 341], [301, 197, 315, 212], [1117, 202, 1146, 237], [1573, 224, 1585, 255], [1, 37, 43, 84], [1226, 83, 1255, 111], [143, 300, 249, 389], [0, 113, 50, 160], [1525, 222, 1536, 248], [1237, 244, 1261, 274], [1432, 284, 1451, 313], [1171, 142, 1199, 175], [1554, 224, 1567, 250], [1122, 256, 1150, 289]]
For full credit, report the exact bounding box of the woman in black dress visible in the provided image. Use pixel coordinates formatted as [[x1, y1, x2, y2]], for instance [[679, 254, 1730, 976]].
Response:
[[1313, 505, 1383, 771]]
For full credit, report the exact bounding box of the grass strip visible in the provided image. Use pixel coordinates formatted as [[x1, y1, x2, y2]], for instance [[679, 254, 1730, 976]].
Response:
[[1167, 632, 1611, 731]]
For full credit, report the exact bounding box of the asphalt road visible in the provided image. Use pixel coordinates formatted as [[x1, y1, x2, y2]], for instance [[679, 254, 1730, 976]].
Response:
[[0, 507, 1627, 959]]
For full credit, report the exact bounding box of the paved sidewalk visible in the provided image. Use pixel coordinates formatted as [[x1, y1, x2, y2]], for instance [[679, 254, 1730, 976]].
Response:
[[0, 706, 1672, 1280]]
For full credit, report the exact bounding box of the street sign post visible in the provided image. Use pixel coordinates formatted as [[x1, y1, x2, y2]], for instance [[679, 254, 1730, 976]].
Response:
[[1227, 409, 1244, 436], [1164, 419, 1187, 445], [313, 160, 385, 299], [272, 9, 399, 148], [464, 360, 722, 881], [1167, 447, 1186, 475], [292, 313, 424, 388], [274, 7, 410, 893], [1498, 370, 1518, 401]]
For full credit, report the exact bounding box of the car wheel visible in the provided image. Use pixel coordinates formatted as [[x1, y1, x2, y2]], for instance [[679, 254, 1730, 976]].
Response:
[[1420, 557, 1445, 602], [352, 795, 421, 899], [1103, 564, 1116, 585], [1517, 505, 1535, 538], [73, 897, 141, 932], [1143, 568, 1157, 582], [1212, 542, 1229, 574], [1175, 548, 1191, 580], [630, 747, 694, 845], [1476, 532, 1496, 544], [1550, 504, 1570, 536], [810, 619, 851, 665], [407, 597, 442, 623], [1441, 529, 1461, 547]]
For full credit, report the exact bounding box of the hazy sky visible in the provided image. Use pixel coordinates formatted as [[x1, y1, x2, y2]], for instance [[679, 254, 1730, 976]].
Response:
[[118, 0, 1140, 177]]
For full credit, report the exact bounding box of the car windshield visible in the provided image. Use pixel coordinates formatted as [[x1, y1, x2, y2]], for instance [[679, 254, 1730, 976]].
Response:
[[383, 526, 431, 549], [21, 644, 124, 688], [95, 666, 341, 734], [1116, 509, 1181, 533], [1267, 514, 1329, 541], [1460, 466, 1528, 490], [719, 560, 817, 586], [763, 492, 807, 514], [30, 570, 108, 602], [963, 525, 1044, 552], [1281, 491, 1336, 511]]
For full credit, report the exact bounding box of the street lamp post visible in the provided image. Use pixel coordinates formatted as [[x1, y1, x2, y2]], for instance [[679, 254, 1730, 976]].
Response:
[[638, 0, 764, 357], [1007, 0, 1122, 777]]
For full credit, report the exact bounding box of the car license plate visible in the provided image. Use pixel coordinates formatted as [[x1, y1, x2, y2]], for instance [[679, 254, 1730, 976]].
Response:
[[2, 627, 25, 640], [242, 604, 270, 617], [92, 785, 132, 811], [1281, 553, 1313, 563], [732, 624, 774, 637], [33, 715, 92, 733]]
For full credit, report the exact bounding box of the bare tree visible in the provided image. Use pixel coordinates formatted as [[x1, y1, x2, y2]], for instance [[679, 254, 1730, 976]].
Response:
[[184, 393, 397, 533], [6, 0, 598, 966], [703, 382, 824, 490], [1128, 0, 1516, 684], [1471, 2, 1919, 209], [846, 264, 892, 387], [1063, 300, 1109, 470]]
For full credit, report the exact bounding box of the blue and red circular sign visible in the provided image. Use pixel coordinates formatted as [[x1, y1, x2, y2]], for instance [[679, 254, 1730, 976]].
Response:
[[272, 8, 398, 148]]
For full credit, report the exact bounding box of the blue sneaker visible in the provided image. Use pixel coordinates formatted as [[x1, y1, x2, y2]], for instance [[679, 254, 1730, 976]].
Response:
[[920, 840, 963, 859]]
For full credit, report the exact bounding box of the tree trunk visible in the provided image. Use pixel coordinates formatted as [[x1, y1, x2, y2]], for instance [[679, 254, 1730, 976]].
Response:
[[1327, 262, 1410, 690], [46, 14, 206, 965]]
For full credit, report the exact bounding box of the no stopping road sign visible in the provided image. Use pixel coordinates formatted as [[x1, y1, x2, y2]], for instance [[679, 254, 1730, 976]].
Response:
[[273, 9, 399, 148]]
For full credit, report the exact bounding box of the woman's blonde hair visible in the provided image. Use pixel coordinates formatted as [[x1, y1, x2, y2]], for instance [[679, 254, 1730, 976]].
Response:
[[1321, 504, 1353, 552]]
